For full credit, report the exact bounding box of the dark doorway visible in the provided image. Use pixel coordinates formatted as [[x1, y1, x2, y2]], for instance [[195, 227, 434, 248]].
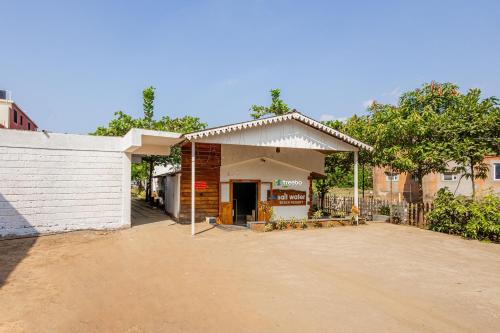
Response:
[[232, 182, 258, 225]]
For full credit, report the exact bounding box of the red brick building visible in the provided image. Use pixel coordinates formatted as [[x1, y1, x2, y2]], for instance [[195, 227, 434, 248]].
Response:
[[0, 91, 38, 131]]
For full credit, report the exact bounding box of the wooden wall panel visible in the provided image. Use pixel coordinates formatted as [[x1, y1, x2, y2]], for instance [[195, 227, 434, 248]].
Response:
[[178, 143, 221, 222]]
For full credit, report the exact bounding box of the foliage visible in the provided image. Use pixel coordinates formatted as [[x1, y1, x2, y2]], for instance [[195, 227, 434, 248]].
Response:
[[368, 82, 461, 206], [321, 115, 373, 190], [288, 217, 298, 229], [276, 218, 287, 230], [440, 88, 500, 198], [330, 210, 345, 218], [312, 221, 322, 228], [312, 210, 323, 219], [378, 205, 390, 215], [300, 218, 308, 229], [258, 201, 274, 222], [264, 222, 275, 232], [327, 221, 335, 228], [250, 89, 291, 119], [427, 189, 500, 241], [92, 86, 207, 195]]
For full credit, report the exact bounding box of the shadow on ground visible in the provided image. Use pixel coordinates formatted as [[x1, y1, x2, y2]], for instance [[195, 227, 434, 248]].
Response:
[[0, 194, 38, 288]]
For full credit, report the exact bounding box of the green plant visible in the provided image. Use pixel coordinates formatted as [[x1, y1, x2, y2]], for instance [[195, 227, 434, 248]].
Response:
[[312, 210, 323, 220], [300, 218, 308, 229], [313, 221, 322, 228], [264, 223, 275, 232], [276, 218, 287, 230], [427, 189, 500, 241], [378, 205, 390, 215], [327, 221, 335, 228], [288, 217, 297, 229], [258, 201, 274, 222], [330, 210, 345, 218]]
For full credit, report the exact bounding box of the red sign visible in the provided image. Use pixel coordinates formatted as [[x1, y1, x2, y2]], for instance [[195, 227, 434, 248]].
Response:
[[195, 181, 207, 191]]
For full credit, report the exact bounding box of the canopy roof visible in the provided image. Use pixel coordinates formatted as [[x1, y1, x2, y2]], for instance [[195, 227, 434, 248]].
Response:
[[123, 112, 372, 154], [184, 111, 372, 152]]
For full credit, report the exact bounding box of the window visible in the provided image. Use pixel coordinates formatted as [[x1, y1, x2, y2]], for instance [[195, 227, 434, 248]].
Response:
[[20, 116, 23, 125], [13, 110, 18, 123], [385, 172, 399, 182], [494, 163, 500, 181], [442, 172, 458, 181], [28, 123, 31, 130]]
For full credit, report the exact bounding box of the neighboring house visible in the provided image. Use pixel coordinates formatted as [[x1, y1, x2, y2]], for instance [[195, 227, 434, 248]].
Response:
[[373, 156, 500, 202], [0, 90, 38, 131]]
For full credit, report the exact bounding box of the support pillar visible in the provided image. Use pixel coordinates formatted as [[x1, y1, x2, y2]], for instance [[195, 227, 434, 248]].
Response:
[[191, 141, 195, 236], [354, 151, 359, 225]]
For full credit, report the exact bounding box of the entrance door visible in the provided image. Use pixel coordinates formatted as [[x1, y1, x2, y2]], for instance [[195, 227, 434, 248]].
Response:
[[232, 182, 258, 225]]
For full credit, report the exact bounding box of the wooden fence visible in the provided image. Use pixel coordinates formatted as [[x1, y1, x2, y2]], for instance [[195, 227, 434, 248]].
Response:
[[313, 194, 433, 228]]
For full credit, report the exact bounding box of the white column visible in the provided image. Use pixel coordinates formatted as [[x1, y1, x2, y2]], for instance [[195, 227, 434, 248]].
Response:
[[354, 151, 359, 225], [122, 152, 132, 228], [191, 141, 196, 236]]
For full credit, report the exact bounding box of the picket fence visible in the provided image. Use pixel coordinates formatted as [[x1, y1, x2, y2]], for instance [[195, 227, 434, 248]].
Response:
[[314, 194, 433, 228]]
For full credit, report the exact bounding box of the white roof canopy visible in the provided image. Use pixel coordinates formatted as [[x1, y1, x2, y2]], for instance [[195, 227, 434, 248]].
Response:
[[122, 129, 183, 156], [184, 112, 372, 152]]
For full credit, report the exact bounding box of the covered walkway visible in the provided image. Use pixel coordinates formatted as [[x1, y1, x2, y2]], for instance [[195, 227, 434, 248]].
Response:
[[131, 198, 172, 227]]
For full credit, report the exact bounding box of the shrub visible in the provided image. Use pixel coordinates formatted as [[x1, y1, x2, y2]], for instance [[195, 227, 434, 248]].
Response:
[[312, 210, 323, 219], [330, 210, 345, 218], [427, 189, 500, 241], [327, 221, 335, 228], [276, 218, 287, 230], [288, 217, 297, 229], [300, 218, 308, 229], [313, 221, 322, 228], [378, 205, 390, 215], [264, 222, 275, 232]]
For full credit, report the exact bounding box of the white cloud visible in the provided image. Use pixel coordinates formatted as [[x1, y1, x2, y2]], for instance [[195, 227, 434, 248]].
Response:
[[362, 99, 375, 109], [319, 114, 347, 122]]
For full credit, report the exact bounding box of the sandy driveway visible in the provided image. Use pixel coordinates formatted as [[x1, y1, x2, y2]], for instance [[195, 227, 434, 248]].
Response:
[[1, 221, 500, 332]]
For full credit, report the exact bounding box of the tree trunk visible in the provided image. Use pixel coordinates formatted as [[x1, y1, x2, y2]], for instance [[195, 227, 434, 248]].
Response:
[[361, 162, 365, 198], [470, 157, 476, 200], [417, 176, 424, 227], [147, 159, 154, 203]]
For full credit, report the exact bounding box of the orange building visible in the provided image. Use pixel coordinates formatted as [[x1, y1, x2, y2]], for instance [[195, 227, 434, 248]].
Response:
[[373, 157, 500, 202]]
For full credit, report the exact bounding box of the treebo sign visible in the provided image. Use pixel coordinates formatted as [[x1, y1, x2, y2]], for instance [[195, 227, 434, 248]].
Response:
[[273, 179, 303, 188]]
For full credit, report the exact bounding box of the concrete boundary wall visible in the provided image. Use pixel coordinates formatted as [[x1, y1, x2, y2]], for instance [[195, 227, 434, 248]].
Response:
[[0, 129, 131, 237]]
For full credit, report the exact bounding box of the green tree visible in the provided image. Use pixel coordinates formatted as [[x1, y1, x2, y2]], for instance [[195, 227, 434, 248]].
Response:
[[250, 89, 290, 119], [368, 82, 460, 222], [92, 86, 207, 201], [441, 88, 500, 199], [321, 115, 373, 195]]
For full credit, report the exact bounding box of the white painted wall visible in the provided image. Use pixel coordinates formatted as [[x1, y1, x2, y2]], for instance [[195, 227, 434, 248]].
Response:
[[165, 174, 180, 218], [221, 157, 311, 220], [222, 144, 325, 175], [0, 129, 130, 237]]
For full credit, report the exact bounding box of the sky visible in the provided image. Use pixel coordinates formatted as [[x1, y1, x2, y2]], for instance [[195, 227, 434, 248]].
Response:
[[2, 0, 500, 134]]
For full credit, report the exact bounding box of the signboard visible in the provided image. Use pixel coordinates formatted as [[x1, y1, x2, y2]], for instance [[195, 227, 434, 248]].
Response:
[[273, 179, 303, 188], [195, 181, 207, 191], [271, 190, 307, 206]]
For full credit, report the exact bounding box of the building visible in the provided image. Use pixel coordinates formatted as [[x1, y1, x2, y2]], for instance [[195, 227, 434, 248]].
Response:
[[0, 90, 38, 131], [373, 157, 500, 202], [0, 111, 372, 237], [163, 112, 371, 225]]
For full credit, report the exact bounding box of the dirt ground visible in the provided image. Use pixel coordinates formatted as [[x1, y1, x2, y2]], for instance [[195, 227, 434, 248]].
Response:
[[1, 221, 500, 333]]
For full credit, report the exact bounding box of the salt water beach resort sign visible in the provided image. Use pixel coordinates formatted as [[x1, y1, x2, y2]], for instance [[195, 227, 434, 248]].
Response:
[[271, 179, 306, 206]]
